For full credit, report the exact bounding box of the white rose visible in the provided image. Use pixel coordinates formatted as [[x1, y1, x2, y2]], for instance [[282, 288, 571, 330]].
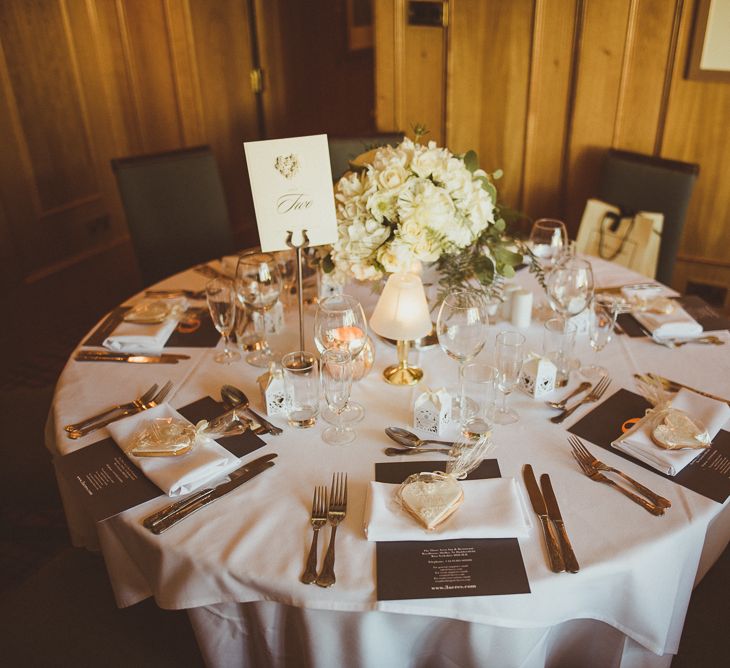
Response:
[[411, 146, 447, 179], [377, 163, 409, 190], [377, 241, 413, 274]]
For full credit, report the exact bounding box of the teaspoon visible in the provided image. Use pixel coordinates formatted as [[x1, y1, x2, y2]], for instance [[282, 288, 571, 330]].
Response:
[[221, 385, 283, 435], [384, 447, 453, 456], [384, 426, 454, 449]]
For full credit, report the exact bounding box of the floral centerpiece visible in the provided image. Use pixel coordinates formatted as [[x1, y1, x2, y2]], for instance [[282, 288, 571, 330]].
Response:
[[321, 133, 538, 299]]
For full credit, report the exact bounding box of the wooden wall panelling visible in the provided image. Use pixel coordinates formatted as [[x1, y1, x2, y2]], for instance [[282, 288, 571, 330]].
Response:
[[611, 0, 680, 155], [521, 0, 578, 222], [255, 0, 288, 139], [187, 0, 260, 248], [564, 0, 632, 234], [373, 0, 402, 133], [115, 0, 185, 153], [0, 0, 108, 278], [448, 0, 534, 213], [661, 0, 730, 274]]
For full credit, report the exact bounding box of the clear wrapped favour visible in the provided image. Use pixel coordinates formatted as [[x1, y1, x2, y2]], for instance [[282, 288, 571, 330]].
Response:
[[123, 299, 186, 324], [128, 412, 251, 458], [633, 374, 710, 450], [395, 433, 494, 530]]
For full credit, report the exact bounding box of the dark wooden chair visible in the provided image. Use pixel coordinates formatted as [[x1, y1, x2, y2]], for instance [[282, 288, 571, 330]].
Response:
[[112, 146, 235, 286], [597, 149, 699, 285], [328, 133, 404, 181]]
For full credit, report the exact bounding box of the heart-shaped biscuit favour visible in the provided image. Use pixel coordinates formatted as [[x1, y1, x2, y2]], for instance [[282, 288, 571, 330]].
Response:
[[651, 408, 711, 450], [397, 472, 464, 531]]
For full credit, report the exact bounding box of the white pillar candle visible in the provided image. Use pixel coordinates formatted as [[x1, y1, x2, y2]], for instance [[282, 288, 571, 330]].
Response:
[[501, 284, 521, 321], [510, 289, 533, 329]]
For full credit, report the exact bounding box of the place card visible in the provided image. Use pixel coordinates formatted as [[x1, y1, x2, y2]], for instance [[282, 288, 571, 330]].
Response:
[[243, 134, 338, 251], [374, 460, 530, 601], [568, 388, 730, 503], [55, 397, 267, 522]]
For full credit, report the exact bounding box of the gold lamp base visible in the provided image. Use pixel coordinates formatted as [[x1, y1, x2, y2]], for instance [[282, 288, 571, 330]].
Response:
[[382, 340, 424, 386]]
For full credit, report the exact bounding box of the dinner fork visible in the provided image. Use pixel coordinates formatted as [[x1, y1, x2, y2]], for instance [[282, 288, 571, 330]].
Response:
[[64, 384, 158, 433], [301, 486, 328, 584], [568, 435, 671, 509], [316, 472, 347, 588], [546, 381, 592, 410], [67, 381, 173, 439], [551, 376, 611, 424], [572, 453, 665, 515]]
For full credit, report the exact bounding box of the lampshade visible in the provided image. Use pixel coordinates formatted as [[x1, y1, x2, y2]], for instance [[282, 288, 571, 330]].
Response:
[[369, 273, 433, 340]]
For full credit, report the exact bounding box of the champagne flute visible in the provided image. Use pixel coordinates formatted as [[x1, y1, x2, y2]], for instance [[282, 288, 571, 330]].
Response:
[[436, 289, 490, 421], [580, 298, 617, 380], [235, 251, 282, 367], [321, 349, 355, 445], [205, 277, 240, 364], [314, 294, 367, 424], [494, 331, 525, 425]]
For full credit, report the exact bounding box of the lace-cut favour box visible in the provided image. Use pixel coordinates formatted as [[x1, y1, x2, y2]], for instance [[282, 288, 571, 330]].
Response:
[[518, 353, 557, 399], [412, 388, 451, 435]]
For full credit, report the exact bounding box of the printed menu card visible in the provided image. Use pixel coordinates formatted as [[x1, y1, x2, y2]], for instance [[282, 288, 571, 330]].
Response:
[[243, 134, 338, 251], [55, 397, 267, 522], [374, 460, 530, 601]]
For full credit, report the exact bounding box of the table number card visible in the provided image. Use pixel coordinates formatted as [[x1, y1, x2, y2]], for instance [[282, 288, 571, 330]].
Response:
[[244, 134, 338, 251]]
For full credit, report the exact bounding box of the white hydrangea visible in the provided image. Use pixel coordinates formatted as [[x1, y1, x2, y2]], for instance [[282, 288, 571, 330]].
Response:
[[331, 138, 496, 282]]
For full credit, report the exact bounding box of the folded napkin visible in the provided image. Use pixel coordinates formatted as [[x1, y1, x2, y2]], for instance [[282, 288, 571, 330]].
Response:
[[103, 298, 187, 354], [612, 389, 730, 476], [107, 403, 240, 496], [633, 303, 702, 340], [363, 477, 531, 541]]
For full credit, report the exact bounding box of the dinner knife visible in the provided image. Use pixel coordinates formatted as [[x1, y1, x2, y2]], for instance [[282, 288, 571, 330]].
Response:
[[539, 474, 580, 573], [144, 454, 277, 533], [523, 465, 566, 573], [78, 350, 190, 360], [75, 353, 182, 364]]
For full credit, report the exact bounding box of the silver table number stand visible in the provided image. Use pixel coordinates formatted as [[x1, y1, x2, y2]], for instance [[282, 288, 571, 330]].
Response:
[[285, 229, 310, 352]]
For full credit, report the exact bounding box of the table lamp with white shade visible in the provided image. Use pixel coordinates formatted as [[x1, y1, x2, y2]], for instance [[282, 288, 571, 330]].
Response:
[[369, 272, 433, 385]]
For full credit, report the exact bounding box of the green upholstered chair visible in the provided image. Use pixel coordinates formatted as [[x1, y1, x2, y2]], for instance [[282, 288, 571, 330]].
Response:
[[328, 133, 403, 181], [597, 149, 699, 285], [112, 146, 235, 286]]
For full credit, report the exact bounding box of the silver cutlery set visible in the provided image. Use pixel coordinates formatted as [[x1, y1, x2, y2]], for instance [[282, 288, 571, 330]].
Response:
[[302, 472, 348, 587]]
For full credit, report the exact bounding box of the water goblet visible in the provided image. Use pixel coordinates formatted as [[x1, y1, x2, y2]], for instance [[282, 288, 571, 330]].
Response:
[[205, 277, 240, 364], [436, 289, 490, 422], [543, 317, 577, 387], [546, 256, 594, 326], [580, 298, 617, 380], [235, 251, 282, 367], [494, 331, 525, 425], [321, 349, 356, 445], [529, 218, 568, 270], [282, 351, 319, 428], [314, 294, 367, 424]]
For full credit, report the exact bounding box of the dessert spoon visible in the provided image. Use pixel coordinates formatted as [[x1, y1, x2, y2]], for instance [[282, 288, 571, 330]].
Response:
[[384, 427, 454, 449]]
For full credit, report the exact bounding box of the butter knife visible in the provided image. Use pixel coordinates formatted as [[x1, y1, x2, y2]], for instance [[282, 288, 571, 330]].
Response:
[[540, 474, 579, 573], [78, 350, 190, 360], [75, 353, 182, 364], [145, 454, 277, 534], [643, 373, 730, 407], [523, 465, 565, 573]]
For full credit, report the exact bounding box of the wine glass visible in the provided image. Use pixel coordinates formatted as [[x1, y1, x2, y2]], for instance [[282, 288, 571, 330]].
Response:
[[274, 249, 297, 305], [321, 349, 356, 445], [580, 298, 617, 380], [235, 251, 282, 367], [494, 331, 525, 425], [436, 289, 490, 421], [529, 218, 568, 270], [314, 294, 368, 424], [205, 277, 240, 364], [546, 257, 594, 326]]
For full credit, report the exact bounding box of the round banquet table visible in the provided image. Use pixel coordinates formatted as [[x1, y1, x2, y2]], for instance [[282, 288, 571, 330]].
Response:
[[46, 256, 730, 668]]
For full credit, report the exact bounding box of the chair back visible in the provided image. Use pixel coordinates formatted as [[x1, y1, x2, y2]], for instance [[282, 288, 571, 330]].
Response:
[[112, 146, 235, 285], [597, 149, 699, 285], [328, 133, 403, 181]]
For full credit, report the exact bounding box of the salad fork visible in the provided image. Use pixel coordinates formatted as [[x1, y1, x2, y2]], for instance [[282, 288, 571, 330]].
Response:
[[316, 472, 348, 588], [64, 383, 158, 433], [551, 376, 611, 424], [67, 381, 174, 439], [571, 452, 664, 515], [301, 486, 328, 584], [568, 435, 671, 509]]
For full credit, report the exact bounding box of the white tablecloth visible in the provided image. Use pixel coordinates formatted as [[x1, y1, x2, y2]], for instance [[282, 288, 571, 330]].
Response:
[[46, 257, 730, 667]]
